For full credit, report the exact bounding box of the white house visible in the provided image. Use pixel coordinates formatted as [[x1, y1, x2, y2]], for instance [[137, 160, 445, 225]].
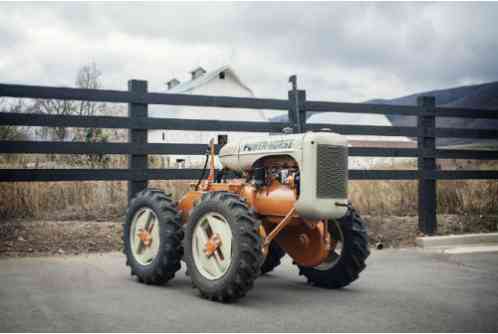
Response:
[[148, 65, 269, 167]]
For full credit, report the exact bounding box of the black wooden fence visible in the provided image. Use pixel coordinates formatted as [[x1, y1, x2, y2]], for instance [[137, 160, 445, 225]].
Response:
[[1, 78, 498, 235]]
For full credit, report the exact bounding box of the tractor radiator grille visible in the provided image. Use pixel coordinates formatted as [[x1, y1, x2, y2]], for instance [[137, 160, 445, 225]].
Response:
[[316, 145, 348, 198]]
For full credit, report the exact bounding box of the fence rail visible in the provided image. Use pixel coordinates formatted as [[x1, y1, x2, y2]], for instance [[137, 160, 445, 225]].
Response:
[[3, 141, 498, 160], [1, 79, 497, 235], [305, 100, 498, 119]]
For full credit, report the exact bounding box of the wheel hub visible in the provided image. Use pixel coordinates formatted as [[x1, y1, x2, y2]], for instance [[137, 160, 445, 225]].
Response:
[[192, 212, 233, 280], [204, 233, 222, 257], [137, 228, 153, 247], [130, 207, 160, 265]]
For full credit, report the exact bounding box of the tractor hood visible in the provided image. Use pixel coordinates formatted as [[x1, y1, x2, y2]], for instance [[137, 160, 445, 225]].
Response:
[[219, 132, 348, 172]]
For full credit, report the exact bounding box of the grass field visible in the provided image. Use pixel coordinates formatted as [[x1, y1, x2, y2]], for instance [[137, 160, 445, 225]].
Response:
[[1, 154, 497, 222]]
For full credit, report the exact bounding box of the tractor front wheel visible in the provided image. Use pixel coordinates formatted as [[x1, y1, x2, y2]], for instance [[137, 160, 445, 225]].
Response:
[[297, 207, 369, 288], [184, 192, 264, 302]]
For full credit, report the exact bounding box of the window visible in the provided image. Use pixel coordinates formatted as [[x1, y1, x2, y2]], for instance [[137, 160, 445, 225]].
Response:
[[176, 159, 186, 169], [219, 71, 225, 80]]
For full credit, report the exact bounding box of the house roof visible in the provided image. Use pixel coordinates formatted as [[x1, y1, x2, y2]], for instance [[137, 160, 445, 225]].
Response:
[[169, 65, 254, 95]]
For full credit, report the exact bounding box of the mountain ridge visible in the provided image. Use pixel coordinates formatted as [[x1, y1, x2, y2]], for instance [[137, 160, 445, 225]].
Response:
[[270, 81, 498, 146]]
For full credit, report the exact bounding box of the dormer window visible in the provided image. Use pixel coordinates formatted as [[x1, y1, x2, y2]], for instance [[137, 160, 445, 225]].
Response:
[[166, 78, 180, 90], [190, 66, 206, 80], [219, 71, 225, 80]]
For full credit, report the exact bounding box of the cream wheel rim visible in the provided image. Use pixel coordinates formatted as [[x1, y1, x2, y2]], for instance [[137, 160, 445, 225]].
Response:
[[192, 212, 233, 280], [314, 220, 344, 271], [130, 207, 160, 266]]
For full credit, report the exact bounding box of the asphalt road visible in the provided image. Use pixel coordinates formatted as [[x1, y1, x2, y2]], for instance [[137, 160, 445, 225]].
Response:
[[1, 249, 497, 332]]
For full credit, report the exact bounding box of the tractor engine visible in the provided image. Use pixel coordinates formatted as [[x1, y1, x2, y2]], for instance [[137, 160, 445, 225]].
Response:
[[219, 131, 349, 221]]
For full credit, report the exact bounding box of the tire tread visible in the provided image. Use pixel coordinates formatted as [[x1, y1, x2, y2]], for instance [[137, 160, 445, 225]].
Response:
[[297, 207, 369, 289], [123, 188, 183, 285], [186, 191, 264, 302]]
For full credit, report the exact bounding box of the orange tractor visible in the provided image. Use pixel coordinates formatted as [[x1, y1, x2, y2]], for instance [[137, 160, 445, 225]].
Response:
[[123, 131, 369, 302]]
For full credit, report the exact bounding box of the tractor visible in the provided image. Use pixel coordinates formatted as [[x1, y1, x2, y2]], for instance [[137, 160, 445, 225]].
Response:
[[123, 131, 369, 302]]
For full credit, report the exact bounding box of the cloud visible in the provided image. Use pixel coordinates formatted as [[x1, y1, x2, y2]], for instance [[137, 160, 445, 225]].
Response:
[[0, 2, 497, 102]]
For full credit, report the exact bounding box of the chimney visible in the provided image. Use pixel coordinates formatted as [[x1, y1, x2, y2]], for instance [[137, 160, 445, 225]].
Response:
[[166, 78, 180, 90], [190, 66, 206, 80]]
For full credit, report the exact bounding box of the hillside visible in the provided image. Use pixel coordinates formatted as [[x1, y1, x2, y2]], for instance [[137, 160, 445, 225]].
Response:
[[271, 81, 498, 146], [372, 81, 498, 146]]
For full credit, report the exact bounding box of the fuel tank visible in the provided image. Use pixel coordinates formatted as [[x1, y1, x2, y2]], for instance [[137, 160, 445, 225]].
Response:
[[240, 180, 296, 218]]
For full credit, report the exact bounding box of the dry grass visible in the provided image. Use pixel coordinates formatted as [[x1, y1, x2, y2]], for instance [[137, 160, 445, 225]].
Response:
[[0, 153, 194, 220], [350, 157, 498, 216], [0, 181, 127, 220], [0, 180, 194, 220], [0, 154, 497, 221], [1, 178, 496, 221], [349, 179, 498, 217]]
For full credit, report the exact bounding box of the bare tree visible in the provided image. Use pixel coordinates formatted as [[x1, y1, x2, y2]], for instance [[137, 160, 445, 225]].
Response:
[[73, 63, 108, 143], [32, 62, 107, 142], [75, 62, 106, 118], [28, 62, 111, 166], [74, 63, 110, 167], [33, 98, 75, 141], [0, 99, 29, 141]]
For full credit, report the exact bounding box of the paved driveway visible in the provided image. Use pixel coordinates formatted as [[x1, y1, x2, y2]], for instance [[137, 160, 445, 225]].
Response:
[[1, 249, 497, 332]]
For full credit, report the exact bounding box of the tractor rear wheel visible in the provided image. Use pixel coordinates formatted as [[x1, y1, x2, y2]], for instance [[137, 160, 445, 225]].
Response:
[[297, 207, 369, 288], [260, 241, 285, 275], [123, 189, 183, 285], [184, 191, 264, 302]]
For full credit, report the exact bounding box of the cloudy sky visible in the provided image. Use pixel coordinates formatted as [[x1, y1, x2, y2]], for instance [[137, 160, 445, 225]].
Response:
[[1, 2, 497, 103]]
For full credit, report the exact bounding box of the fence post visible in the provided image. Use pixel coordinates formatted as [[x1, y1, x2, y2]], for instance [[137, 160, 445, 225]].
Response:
[[417, 96, 437, 235], [128, 80, 148, 202], [288, 75, 306, 133]]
